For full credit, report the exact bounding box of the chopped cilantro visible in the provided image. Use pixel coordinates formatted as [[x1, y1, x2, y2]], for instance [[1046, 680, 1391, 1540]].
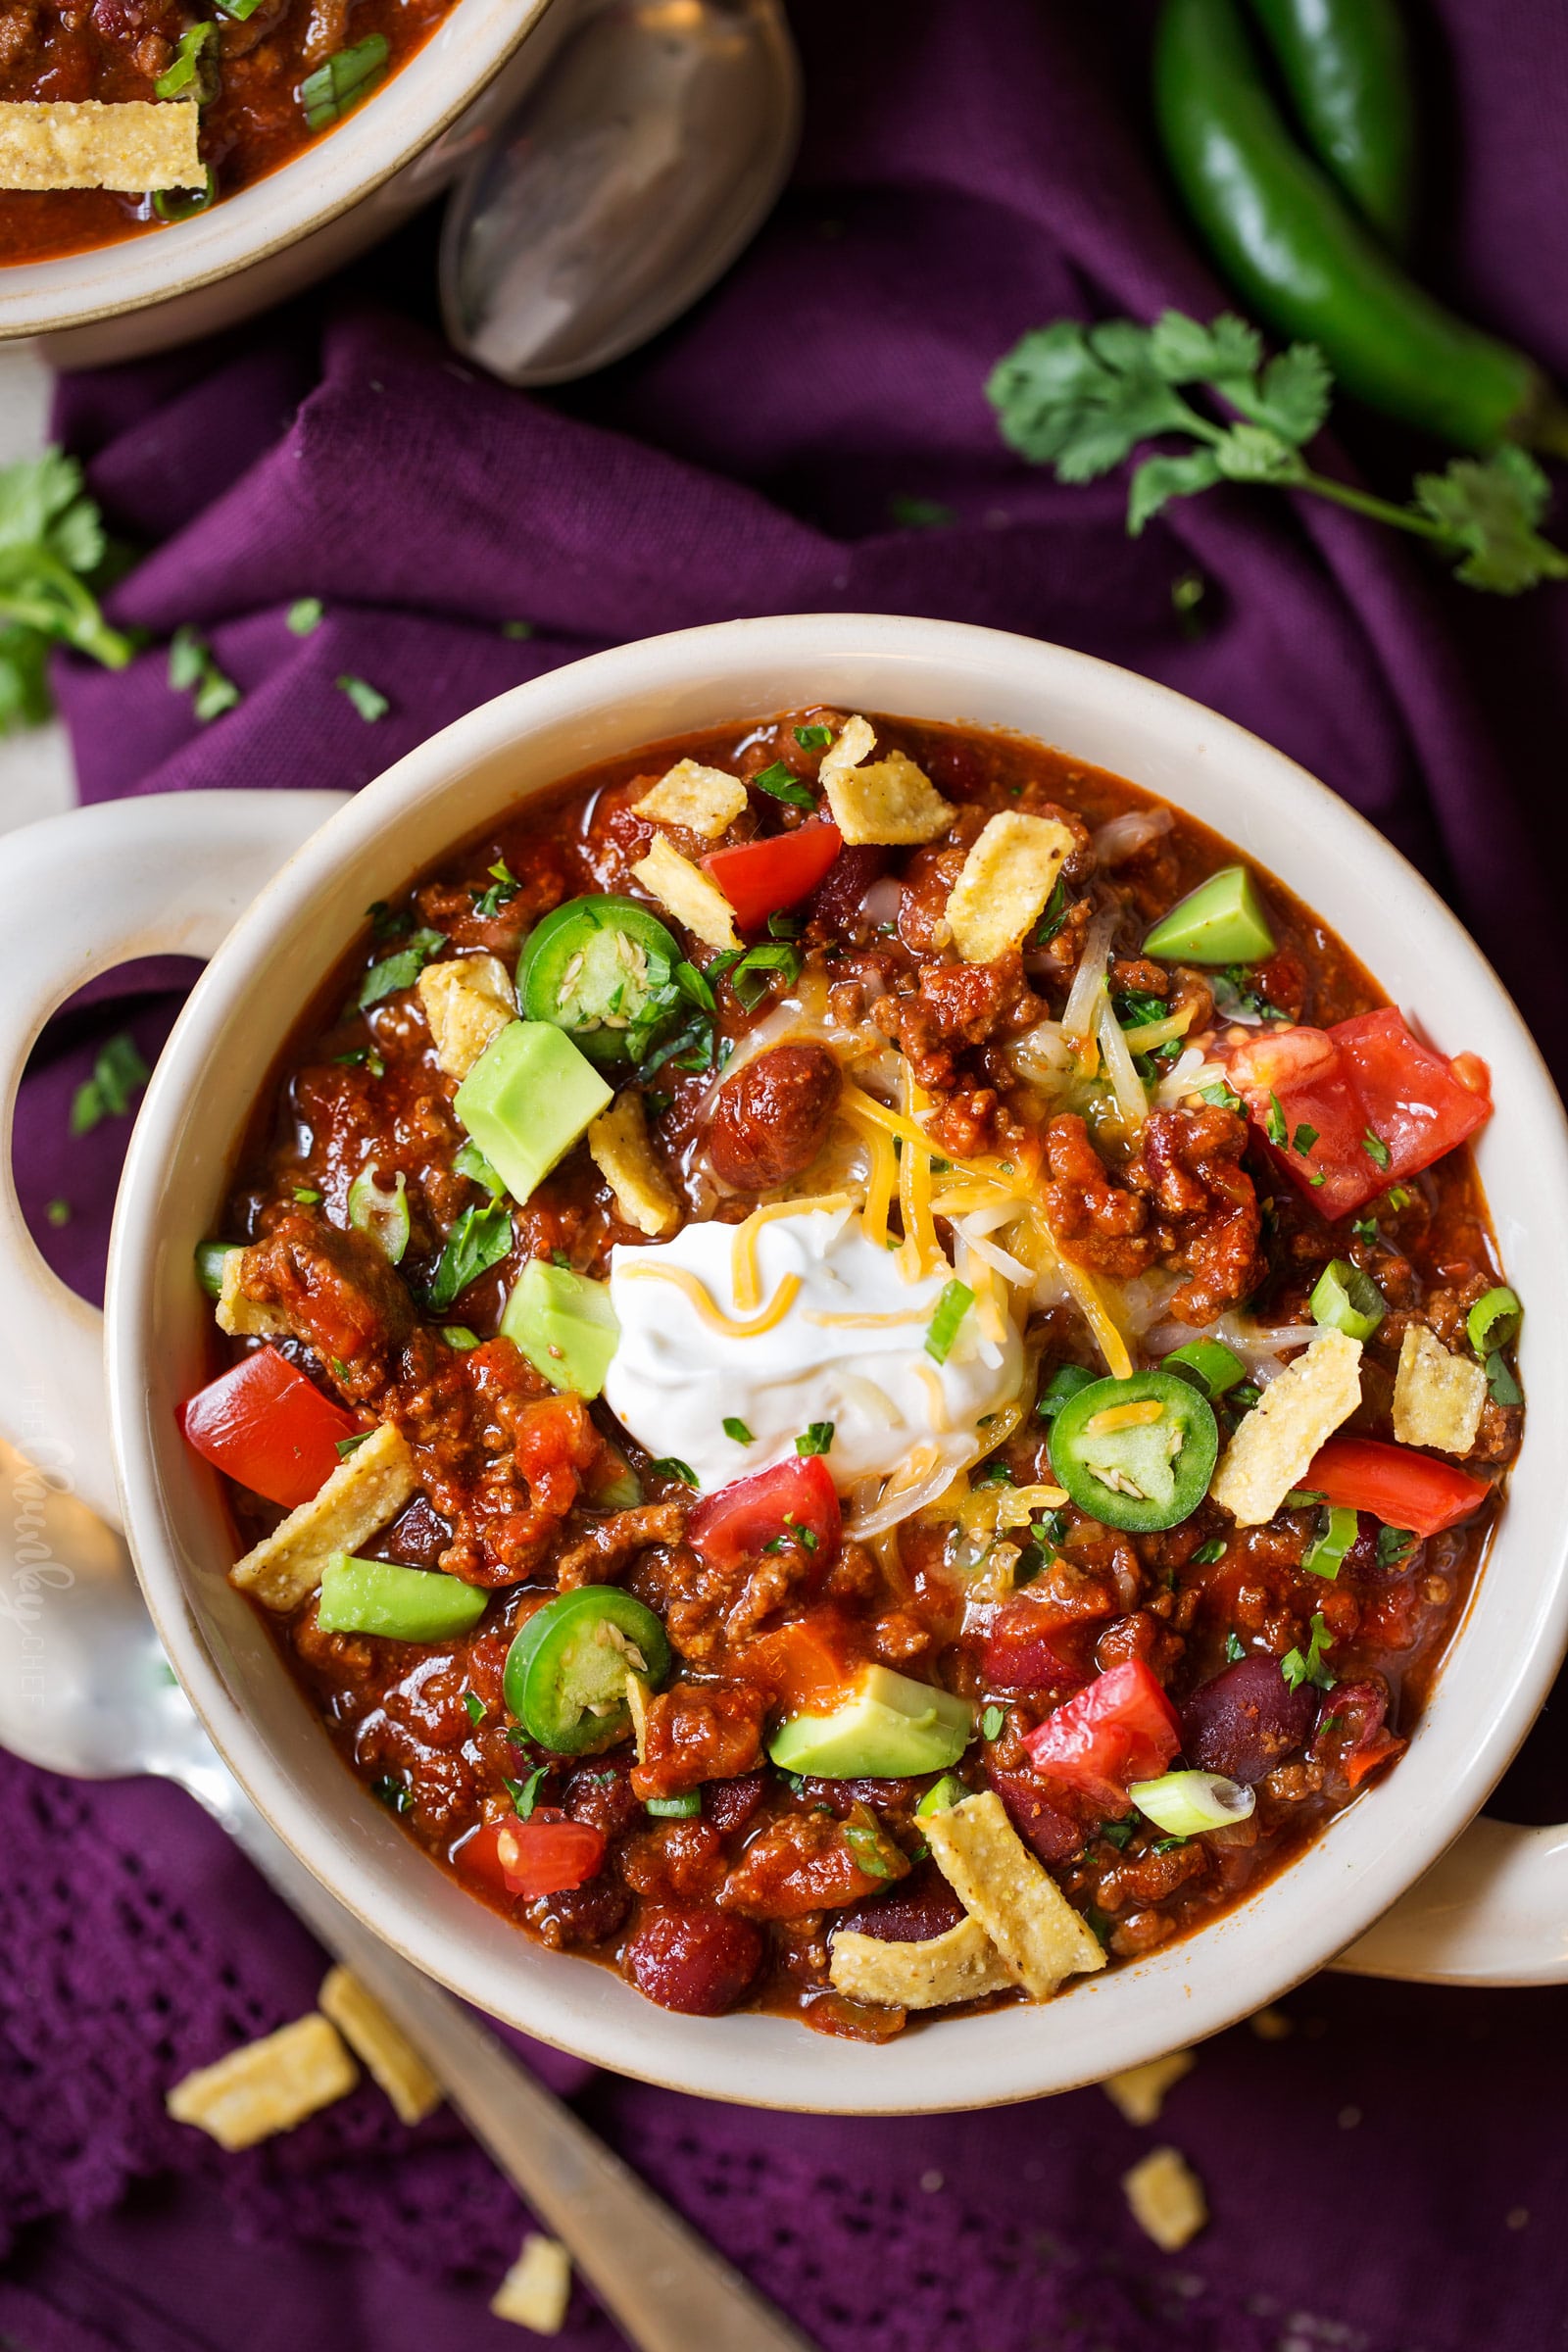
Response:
[[979, 1703, 1005, 1741], [729, 939, 804, 1010], [358, 925, 444, 1008], [1351, 1215, 1379, 1247], [1486, 1351, 1523, 1406], [293, 1186, 321, 1204], [70, 1033, 150, 1136], [501, 619, 534, 640], [333, 1045, 385, 1077], [1281, 1612, 1336, 1691], [286, 596, 323, 635], [505, 1765, 549, 1819], [1192, 1538, 1225, 1565], [971, 1459, 1015, 1488], [1376, 1524, 1417, 1569], [334, 1432, 372, 1459], [1362, 1129, 1393, 1171], [470, 857, 519, 919], [454, 1138, 508, 1200], [1292, 1123, 1319, 1156], [1264, 1091, 1288, 1148], [1151, 1835, 1189, 1855], [170, 623, 240, 723], [796, 1422, 835, 1457], [1224, 1629, 1246, 1663], [1199, 1079, 1246, 1113], [44, 1198, 71, 1228], [751, 760, 816, 810], [463, 1691, 486, 1726], [0, 449, 133, 735], [1102, 1815, 1138, 1850], [722, 1417, 755, 1445], [423, 1201, 512, 1312], [650, 1456, 699, 1487], [371, 1774, 413, 1814], [337, 672, 389, 722], [1385, 1185, 1413, 1212], [794, 723, 833, 748]]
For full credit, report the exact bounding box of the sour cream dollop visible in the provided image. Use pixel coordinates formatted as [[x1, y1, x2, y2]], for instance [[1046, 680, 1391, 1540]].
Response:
[[604, 1207, 1024, 1494]]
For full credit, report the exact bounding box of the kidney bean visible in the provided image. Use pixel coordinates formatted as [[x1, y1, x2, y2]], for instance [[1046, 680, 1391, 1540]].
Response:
[[707, 1045, 841, 1192], [564, 1760, 643, 1838], [837, 1864, 967, 1944], [623, 1906, 762, 2015], [805, 844, 890, 934], [984, 1601, 1095, 1691], [1180, 1654, 1317, 1786], [702, 1772, 768, 1836], [986, 1761, 1087, 1863]]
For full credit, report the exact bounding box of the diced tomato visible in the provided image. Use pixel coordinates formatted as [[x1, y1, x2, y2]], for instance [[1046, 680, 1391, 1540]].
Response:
[[1306, 1437, 1491, 1539], [1021, 1659, 1181, 1814], [458, 1812, 606, 1899], [983, 1602, 1096, 1692], [735, 1606, 858, 1711], [1228, 1006, 1492, 1220], [702, 823, 843, 929], [688, 1453, 842, 1573], [178, 1346, 359, 1509]]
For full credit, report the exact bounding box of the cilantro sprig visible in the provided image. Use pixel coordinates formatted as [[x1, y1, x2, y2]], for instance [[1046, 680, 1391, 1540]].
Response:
[[0, 451, 133, 732], [988, 311, 1568, 595]]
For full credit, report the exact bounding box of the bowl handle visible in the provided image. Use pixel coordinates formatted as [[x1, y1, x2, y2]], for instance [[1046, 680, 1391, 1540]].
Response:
[[1334, 1815, 1568, 1985], [0, 790, 348, 1528]]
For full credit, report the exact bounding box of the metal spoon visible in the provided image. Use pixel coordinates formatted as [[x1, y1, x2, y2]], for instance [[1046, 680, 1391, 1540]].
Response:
[[440, 0, 801, 385], [0, 1436, 815, 2352]]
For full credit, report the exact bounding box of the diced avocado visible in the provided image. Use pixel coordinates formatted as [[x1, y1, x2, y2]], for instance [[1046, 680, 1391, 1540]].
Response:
[[454, 1019, 612, 1207], [1143, 864, 1275, 965], [318, 1552, 488, 1642], [501, 1257, 619, 1397], [768, 1664, 974, 1778]]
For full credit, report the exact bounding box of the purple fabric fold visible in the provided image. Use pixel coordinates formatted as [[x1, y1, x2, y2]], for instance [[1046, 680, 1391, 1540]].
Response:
[[10, 0, 1568, 2345]]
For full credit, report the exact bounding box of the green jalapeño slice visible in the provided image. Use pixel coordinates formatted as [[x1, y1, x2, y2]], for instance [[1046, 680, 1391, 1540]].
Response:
[[1048, 1369, 1219, 1533], [516, 895, 683, 1066], [503, 1585, 671, 1754]]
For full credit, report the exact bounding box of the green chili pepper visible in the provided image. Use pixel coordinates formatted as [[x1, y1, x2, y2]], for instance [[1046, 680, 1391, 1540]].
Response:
[[515, 894, 684, 1067], [1152, 0, 1568, 453], [503, 1586, 671, 1755], [1245, 0, 1414, 249], [1048, 1370, 1219, 1534]]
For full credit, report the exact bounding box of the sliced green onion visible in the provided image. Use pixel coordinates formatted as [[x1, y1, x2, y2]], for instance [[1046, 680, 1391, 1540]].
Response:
[[194, 1241, 237, 1298], [1309, 1258, 1385, 1343], [1161, 1338, 1247, 1398], [1128, 1769, 1255, 1837], [646, 1791, 702, 1818], [347, 1162, 411, 1263], [1302, 1504, 1358, 1581], [155, 20, 216, 98], [301, 33, 389, 129], [1467, 1286, 1522, 1357], [153, 168, 216, 223], [916, 1772, 967, 1817], [1036, 1360, 1098, 1419], [924, 1278, 974, 1365]]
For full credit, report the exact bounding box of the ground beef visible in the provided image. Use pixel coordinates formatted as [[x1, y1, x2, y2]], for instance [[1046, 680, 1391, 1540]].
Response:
[[871, 956, 1044, 1092]]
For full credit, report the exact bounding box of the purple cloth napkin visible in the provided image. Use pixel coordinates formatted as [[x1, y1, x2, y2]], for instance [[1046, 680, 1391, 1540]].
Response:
[[11, 1, 1568, 2345]]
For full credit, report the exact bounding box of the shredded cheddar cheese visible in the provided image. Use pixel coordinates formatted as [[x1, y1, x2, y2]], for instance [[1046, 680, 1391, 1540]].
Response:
[[1085, 1398, 1164, 1434], [729, 1193, 855, 1312], [619, 1260, 802, 1338]]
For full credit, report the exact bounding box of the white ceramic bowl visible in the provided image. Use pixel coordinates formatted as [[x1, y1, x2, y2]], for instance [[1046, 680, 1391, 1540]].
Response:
[[0, 0, 560, 367], [4, 612, 1568, 2113]]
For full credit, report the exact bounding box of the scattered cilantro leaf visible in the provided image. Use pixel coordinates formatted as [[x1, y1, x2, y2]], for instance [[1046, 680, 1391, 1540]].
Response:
[[1362, 1129, 1393, 1171], [169, 623, 240, 723], [334, 1431, 372, 1460], [1281, 1612, 1337, 1691], [44, 1198, 71, 1227], [505, 1765, 549, 1819], [796, 1422, 834, 1457], [794, 723, 833, 748], [751, 760, 816, 809], [722, 1417, 755, 1445], [359, 925, 444, 1008], [887, 493, 956, 530], [337, 672, 389, 722], [1264, 1091, 1288, 1149], [70, 1032, 149, 1135], [423, 1201, 512, 1312], [1376, 1524, 1418, 1570], [1486, 1351, 1523, 1406], [0, 449, 133, 732], [979, 1703, 1006, 1741], [286, 596, 323, 635], [1193, 1538, 1225, 1565], [470, 857, 519, 919], [463, 1691, 486, 1726], [649, 1456, 699, 1488], [987, 310, 1568, 595], [1224, 1629, 1246, 1663]]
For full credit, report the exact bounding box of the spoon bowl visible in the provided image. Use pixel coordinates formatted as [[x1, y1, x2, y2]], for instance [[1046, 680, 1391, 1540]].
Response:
[[440, 0, 802, 385]]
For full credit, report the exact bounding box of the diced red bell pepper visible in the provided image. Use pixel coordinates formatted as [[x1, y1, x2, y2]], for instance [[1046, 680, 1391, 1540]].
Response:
[[1228, 1006, 1492, 1220], [1306, 1437, 1491, 1539], [1021, 1659, 1181, 1814], [702, 823, 843, 929], [178, 1346, 359, 1509], [457, 1812, 607, 1899], [688, 1453, 842, 1573]]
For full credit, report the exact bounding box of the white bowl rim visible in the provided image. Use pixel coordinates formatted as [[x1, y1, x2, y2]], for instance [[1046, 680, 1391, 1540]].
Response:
[[104, 612, 1568, 2113], [0, 0, 552, 339]]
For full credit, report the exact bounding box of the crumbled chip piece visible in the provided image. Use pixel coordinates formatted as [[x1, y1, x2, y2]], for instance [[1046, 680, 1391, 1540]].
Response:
[[491, 2234, 571, 2333], [166, 2014, 357, 2151], [829, 1916, 1014, 2009], [229, 1421, 416, 1610], [821, 746, 955, 848], [818, 712, 878, 787], [1392, 1322, 1486, 1454], [1208, 1330, 1362, 1527], [945, 811, 1078, 963], [923, 1790, 1105, 2000], [1250, 2005, 1294, 2041], [216, 1248, 289, 1339], [631, 833, 739, 951], [1122, 2145, 1208, 2250], [318, 1966, 441, 2128], [588, 1093, 678, 1236], [624, 1669, 650, 1762], [417, 953, 516, 1081], [1102, 2048, 1195, 2126], [0, 98, 203, 190], [632, 760, 748, 841]]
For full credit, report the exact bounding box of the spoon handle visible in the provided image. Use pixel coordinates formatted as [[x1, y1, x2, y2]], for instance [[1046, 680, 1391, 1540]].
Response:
[[200, 1780, 816, 2352]]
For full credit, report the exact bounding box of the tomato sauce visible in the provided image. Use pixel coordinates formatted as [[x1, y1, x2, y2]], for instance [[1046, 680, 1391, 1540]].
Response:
[[195, 711, 1522, 2036]]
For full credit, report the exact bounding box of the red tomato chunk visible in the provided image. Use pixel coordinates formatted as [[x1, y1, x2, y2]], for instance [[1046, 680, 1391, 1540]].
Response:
[[1229, 1007, 1491, 1219], [1022, 1660, 1181, 1813], [702, 824, 843, 927], [1307, 1437, 1491, 1539], [178, 1347, 358, 1509], [458, 1815, 607, 1899], [688, 1454, 842, 1574]]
